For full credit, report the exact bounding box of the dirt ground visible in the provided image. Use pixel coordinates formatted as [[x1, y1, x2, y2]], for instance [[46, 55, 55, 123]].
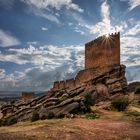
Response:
[[0, 111, 140, 140]]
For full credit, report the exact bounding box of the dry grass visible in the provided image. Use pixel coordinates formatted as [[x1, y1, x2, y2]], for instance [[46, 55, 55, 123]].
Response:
[[0, 111, 140, 140]]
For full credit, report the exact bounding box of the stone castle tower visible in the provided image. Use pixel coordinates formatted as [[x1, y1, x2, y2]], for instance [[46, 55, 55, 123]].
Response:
[[50, 32, 121, 91], [85, 32, 120, 71]]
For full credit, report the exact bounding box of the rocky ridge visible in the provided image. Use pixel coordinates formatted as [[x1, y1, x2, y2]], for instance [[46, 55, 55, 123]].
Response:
[[0, 65, 127, 121]]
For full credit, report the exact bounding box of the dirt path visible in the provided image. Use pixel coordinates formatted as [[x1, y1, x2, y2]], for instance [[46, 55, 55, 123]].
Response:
[[0, 117, 140, 140]]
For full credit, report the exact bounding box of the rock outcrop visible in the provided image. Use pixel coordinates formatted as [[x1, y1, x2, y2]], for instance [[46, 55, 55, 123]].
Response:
[[0, 65, 127, 121]]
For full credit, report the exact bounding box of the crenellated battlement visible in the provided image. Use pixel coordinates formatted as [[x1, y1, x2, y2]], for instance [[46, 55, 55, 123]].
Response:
[[85, 32, 120, 46]]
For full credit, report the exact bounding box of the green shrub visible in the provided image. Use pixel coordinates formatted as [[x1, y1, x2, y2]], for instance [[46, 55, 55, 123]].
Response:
[[56, 113, 65, 119], [40, 115, 47, 120], [0, 119, 8, 126], [111, 97, 129, 111], [59, 96, 68, 102], [86, 113, 100, 119], [0, 119, 3, 126], [46, 112, 55, 119], [135, 86, 140, 94], [8, 117, 17, 125], [83, 93, 94, 112], [31, 112, 40, 122]]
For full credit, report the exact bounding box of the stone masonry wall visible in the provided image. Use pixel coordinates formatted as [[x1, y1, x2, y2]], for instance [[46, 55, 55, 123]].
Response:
[[85, 32, 120, 70], [22, 92, 35, 102]]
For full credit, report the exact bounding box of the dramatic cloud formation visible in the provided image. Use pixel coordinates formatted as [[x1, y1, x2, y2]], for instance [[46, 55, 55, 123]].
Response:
[[128, 0, 140, 10], [0, 44, 84, 91], [0, 44, 84, 67], [21, 0, 83, 24], [0, 29, 20, 47], [22, 0, 83, 12]]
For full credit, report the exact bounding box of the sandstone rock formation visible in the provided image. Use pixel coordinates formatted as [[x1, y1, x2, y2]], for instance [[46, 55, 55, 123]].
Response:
[[0, 65, 127, 121]]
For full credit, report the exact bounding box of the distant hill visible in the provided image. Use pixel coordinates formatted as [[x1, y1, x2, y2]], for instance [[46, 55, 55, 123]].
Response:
[[0, 91, 20, 97]]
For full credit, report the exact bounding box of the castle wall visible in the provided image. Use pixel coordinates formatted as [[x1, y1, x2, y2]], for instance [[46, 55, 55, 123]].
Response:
[[53, 81, 60, 90], [75, 68, 103, 86], [85, 33, 120, 71], [65, 79, 75, 89], [59, 81, 65, 89], [22, 92, 35, 102]]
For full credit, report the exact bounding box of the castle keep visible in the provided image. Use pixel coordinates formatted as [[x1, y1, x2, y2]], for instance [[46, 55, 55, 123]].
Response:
[[85, 32, 120, 70], [51, 32, 120, 91]]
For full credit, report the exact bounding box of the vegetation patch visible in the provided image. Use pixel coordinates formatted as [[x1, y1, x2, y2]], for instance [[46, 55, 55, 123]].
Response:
[[7, 117, 17, 125], [56, 113, 65, 119], [86, 113, 100, 119], [46, 112, 55, 119], [83, 93, 94, 112], [0, 117, 17, 126], [31, 112, 40, 122], [40, 115, 47, 120], [111, 97, 129, 111], [59, 96, 68, 102]]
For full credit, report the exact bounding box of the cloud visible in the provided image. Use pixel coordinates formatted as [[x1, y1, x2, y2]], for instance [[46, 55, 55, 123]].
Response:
[[22, 0, 83, 12], [124, 21, 140, 36], [128, 0, 140, 10], [41, 27, 48, 31], [20, 0, 83, 24], [74, 0, 127, 36], [30, 8, 60, 24], [126, 66, 140, 82], [0, 44, 84, 67], [0, 44, 84, 91], [73, 27, 85, 35], [0, 29, 20, 47], [89, 0, 111, 35]]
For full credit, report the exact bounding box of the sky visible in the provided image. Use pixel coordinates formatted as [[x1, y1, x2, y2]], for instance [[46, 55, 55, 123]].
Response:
[[0, 0, 140, 92]]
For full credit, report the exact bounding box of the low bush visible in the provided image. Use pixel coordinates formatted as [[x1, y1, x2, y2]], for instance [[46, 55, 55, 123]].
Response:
[[0, 119, 4, 126], [56, 113, 65, 119], [31, 112, 40, 122], [83, 93, 94, 112], [0, 119, 8, 126], [0, 117, 17, 126], [135, 86, 140, 94], [59, 96, 68, 102], [86, 113, 100, 119], [46, 112, 55, 119], [111, 97, 129, 111], [8, 117, 17, 125], [40, 115, 47, 120]]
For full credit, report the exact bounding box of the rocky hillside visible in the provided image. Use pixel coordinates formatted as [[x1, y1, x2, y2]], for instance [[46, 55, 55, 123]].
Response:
[[0, 65, 127, 121]]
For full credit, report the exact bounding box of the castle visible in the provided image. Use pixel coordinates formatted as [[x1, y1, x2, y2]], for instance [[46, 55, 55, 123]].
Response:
[[1, 32, 128, 121], [50, 32, 120, 91], [21, 92, 35, 102]]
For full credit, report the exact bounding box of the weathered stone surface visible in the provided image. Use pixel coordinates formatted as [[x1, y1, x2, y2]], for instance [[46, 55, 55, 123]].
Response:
[[54, 98, 74, 108], [52, 102, 80, 115]]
